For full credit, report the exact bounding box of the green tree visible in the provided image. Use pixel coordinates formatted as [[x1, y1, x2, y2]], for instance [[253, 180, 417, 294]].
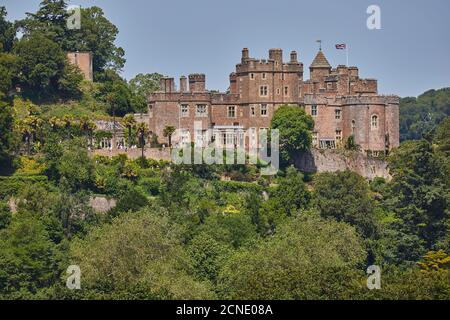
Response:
[[57, 138, 95, 190], [0, 52, 19, 95], [0, 100, 14, 165], [271, 105, 314, 165], [69, 209, 214, 299], [128, 73, 162, 112], [218, 216, 366, 299], [136, 122, 148, 161], [0, 201, 11, 229], [188, 232, 232, 283], [122, 114, 136, 148], [68, 6, 125, 74], [163, 125, 176, 148], [271, 166, 311, 216], [14, 33, 81, 100], [0, 6, 15, 52], [0, 214, 61, 298], [314, 171, 379, 238], [385, 139, 448, 257]]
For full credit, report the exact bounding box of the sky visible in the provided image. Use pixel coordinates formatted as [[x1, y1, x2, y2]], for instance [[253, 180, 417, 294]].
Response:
[[2, 0, 450, 97]]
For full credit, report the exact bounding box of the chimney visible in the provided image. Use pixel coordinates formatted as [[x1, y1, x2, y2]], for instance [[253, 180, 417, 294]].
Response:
[[180, 76, 187, 92], [241, 48, 249, 62], [290, 51, 298, 63], [229, 73, 237, 94], [160, 77, 175, 93], [269, 48, 283, 66], [188, 73, 206, 92]]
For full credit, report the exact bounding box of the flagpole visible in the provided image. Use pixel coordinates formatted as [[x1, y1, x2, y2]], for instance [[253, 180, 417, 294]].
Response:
[[346, 44, 349, 67]]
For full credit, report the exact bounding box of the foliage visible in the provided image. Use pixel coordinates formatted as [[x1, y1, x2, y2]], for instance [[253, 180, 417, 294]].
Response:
[[314, 171, 379, 238], [69, 209, 214, 299], [399, 88, 450, 141], [218, 216, 366, 299], [128, 73, 162, 112], [271, 105, 314, 165]]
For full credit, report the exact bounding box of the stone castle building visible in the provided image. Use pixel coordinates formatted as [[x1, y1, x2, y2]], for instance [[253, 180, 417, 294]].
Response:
[[67, 51, 93, 81], [146, 48, 399, 154]]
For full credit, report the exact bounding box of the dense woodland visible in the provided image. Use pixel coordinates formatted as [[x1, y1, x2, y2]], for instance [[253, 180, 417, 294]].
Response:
[[0, 1, 449, 300]]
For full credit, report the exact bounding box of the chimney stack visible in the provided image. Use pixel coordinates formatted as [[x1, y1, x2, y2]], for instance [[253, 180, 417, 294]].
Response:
[[180, 76, 187, 92]]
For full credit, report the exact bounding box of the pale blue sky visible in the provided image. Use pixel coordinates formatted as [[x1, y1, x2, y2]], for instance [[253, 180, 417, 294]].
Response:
[[3, 0, 450, 97]]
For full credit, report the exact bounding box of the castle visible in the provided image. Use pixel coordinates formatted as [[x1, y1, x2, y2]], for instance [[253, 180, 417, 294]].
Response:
[[141, 48, 399, 155]]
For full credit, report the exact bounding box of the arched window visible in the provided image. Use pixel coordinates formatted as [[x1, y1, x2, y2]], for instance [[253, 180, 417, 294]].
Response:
[[351, 120, 356, 133], [371, 115, 378, 129]]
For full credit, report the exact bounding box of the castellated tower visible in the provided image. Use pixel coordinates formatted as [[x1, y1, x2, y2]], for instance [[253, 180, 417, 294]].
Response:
[[147, 47, 399, 154], [67, 51, 93, 81]]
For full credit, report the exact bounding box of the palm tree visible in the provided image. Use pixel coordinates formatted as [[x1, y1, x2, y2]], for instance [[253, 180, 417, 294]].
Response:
[[136, 122, 148, 163], [163, 125, 176, 148], [123, 114, 136, 149]]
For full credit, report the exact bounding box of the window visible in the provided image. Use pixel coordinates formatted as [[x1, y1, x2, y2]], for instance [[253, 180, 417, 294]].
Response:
[[250, 73, 254, 79], [335, 130, 342, 144], [260, 86, 268, 96], [262, 73, 266, 79], [311, 105, 317, 117], [335, 109, 341, 120], [351, 120, 356, 134], [327, 82, 333, 90], [250, 106, 256, 116], [227, 106, 236, 118], [260, 104, 268, 116], [276, 88, 280, 95], [196, 104, 207, 117], [371, 115, 378, 129], [284, 86, 288, 95], [180, 104, 189, 117]]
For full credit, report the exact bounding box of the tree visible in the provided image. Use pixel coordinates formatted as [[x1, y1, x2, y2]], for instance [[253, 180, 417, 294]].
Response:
[[218, 216, 366, 299], [0, 201, 11, 229], [163, 125, 176, 148], [385, 139, 448, 256], [67, 6, 125, 74], [0, 214, 61, 298], [0, 6, 15, 53], [188, 232, 232, 283], [136, 122, 148, 162], [69, 209, 214, 299], [128, 73, 162, 112], [270, 166, 311, 216], [314, 171, 379, 238], [18, 0, 68, 46], [13, 33, 81, 100], [57, 138, 95, 190], [271, 105, 314, 165], [122, 114, 136, 148], [399, 88, 449, 141], [0, 100, 13, 164], [0, 52, 18, 96]]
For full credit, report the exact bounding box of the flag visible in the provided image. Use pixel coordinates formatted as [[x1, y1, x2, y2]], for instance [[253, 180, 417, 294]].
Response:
[[335, 44, 346, 50]]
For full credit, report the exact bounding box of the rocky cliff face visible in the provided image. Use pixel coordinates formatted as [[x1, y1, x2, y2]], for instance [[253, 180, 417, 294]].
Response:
[[294, 149, 391, 180]]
